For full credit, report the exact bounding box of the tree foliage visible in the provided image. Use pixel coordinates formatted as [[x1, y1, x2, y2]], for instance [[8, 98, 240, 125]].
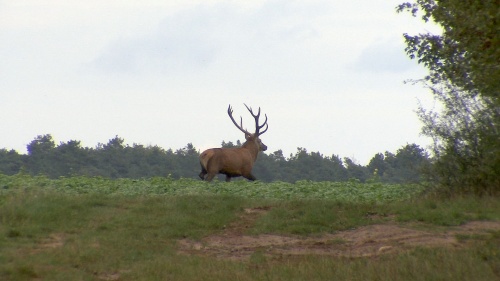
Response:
[[397, 0, 499, 194], [0, 135, 430, 184], [397, 0, 499, 100], [368, 144, 430, 183]]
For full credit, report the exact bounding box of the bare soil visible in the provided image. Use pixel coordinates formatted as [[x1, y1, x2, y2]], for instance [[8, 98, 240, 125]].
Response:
[[178, 207, 500, 261]]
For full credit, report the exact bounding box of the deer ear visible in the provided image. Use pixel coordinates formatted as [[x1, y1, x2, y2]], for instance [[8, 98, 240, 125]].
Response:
[[245, 134, 252, 140]]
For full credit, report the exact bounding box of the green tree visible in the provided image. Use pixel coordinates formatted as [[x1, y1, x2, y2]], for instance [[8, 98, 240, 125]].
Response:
[[391, 144, 430, 183], [221, 140, 241, 148], [96, 136, 128, 178], [26, 134, 57, 176], [329, 154, 349, 182], [344, 157, 369, 182], [0, 149, 23, 175], [397, 0, 500, 194], [367, 153, 388, 180], [174, 143, 200, 178], [416, 88, 499, 193], [397, 0, 499, 100], [53, 140, 89, 177]]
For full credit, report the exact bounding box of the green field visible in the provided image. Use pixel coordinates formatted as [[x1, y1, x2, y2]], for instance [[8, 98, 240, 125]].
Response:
[[1, 174, 499, 280]]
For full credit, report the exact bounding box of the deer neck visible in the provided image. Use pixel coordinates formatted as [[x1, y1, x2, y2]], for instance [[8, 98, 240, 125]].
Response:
[[242, 140, 259, 161]]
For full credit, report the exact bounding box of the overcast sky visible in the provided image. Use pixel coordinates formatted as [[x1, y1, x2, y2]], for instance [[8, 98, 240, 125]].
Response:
[[1, 0, 441, 164]]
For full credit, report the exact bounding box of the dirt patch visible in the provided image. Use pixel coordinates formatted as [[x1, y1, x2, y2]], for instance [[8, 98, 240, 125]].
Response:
[[33, 233, 65, 252], [178, 208, 500, 261], [97, 272, 121, 281]]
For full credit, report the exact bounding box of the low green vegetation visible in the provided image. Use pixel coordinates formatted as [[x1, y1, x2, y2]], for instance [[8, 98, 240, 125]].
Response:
[[1, 174, 499, 280], [0, 173, 425, 201]]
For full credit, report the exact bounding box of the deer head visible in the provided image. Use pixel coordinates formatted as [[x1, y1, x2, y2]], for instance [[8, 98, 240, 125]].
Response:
[[227, 104, 268, 151]]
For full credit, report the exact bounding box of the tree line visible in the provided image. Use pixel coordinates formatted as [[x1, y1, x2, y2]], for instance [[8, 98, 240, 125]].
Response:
[[0, 134, 430, 183]]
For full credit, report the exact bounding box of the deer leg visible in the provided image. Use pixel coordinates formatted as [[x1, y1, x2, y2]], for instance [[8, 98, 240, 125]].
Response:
[[199, 164, 207, 180], [244, 173, 256, 181], [225, 175, 232, 182], [205, 173, 216, 182]]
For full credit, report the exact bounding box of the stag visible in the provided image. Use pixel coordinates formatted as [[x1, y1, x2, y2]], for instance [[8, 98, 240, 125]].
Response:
[[199, 104, 269, 182]]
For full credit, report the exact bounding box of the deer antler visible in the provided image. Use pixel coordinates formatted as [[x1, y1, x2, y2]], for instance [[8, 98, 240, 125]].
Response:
[[244, 104, 268, 136], [228, 105, 252, 136]]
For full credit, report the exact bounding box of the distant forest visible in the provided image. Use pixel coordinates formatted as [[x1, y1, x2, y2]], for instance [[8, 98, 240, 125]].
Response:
[[0, 134, 431, 183]]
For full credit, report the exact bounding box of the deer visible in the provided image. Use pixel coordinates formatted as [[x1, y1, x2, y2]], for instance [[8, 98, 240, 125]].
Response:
[[199, 104, 269, 182]]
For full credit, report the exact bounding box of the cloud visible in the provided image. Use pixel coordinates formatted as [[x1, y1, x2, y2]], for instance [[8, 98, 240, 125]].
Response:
[[92, 9, 219, 74], [0, 0, 436, 164], [90, 1, 326, 75], [350, 38, 416, 73]]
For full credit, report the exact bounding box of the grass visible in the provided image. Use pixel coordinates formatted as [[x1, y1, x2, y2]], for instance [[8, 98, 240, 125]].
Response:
[[112, 246, 500, 281], [250, 196, 500, 235], [0, 189, 244, 280], [0, 175, 499, 280], [251, 200, 377, 235]]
